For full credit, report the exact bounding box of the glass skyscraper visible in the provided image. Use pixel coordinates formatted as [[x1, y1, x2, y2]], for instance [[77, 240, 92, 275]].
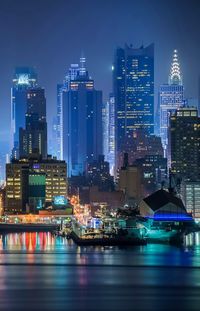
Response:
[[102, 94, 115, 175], [57, 64, 80, 160], [113, 44, 154, 168], [57, 58, 102, 176], [11, 67, 37, 159], [19, 87, 47, 159], [159, 50, 184, 153]]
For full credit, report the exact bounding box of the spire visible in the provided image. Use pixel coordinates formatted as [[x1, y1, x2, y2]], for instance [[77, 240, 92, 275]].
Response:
[[79, 52, 86, 76], [169, 49, 182, 85]]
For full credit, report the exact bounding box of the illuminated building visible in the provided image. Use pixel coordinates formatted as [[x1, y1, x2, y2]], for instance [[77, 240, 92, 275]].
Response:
[[102, 101, 109, 162], [6, 161, 29, 212], [5, 156, 67, 213], [56, 63, 80, 160], [102, 94, 115, 175], [58, 57, 102, 176], [169, 107, 200, 181], [140, 189, 192, 221], [159, 50, 184, 153], [113, 44, 154, 169], [28, 173, 46, 213], [181, 181, 200, 218], [11, 67, 37, 159], [19, 87, 47, 159], [48, 117, 57, 158]]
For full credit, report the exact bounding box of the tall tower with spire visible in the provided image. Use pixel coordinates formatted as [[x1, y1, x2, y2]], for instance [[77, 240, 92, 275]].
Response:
[[169, 49, 182, 85], [159, 49, 185, 157]]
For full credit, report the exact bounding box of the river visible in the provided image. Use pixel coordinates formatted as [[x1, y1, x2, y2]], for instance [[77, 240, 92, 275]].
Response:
[[0, 232, 200, 310]]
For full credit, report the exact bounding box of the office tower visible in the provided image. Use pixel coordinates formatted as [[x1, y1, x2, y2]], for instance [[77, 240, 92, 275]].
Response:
[[11, 67, 37, 158], [57, 57, 102, 176], [57, 64, 80, 160], [169, 107, 200, 181], [102, 94, 115, 175], [48, 117, 57, 157], [6, 155, 67, 213], [102, 101, 109, 161], [159, 50, 184, 153], [113, 43, 154, 168], [19, 87, 47, 159]]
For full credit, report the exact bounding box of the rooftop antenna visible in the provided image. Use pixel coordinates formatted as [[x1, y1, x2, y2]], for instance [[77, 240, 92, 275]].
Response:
[[80, 51, 86, 76]]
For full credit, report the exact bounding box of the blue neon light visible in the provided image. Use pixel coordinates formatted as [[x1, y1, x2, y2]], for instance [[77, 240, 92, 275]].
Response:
[[145, 214, 193, 221]]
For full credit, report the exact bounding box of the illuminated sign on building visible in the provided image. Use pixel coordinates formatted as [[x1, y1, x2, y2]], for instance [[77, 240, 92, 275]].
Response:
[[53, 195, 68, 206]]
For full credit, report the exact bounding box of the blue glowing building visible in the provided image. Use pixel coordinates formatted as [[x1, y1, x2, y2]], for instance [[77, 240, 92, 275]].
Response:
[[113, 44, 154, 169], [102, 94, 115, 175], [11, 67, 37, 159], [57, 57, 102, 176]]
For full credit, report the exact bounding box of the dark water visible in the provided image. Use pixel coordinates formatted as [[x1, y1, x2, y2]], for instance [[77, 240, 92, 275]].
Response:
[[0, 232, 200, 311]]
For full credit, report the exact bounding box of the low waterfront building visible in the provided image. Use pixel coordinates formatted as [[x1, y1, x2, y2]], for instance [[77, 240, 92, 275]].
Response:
[[181, 181, 200, 219], [6, 155, 68, 213], [140, 189, 192, 220]]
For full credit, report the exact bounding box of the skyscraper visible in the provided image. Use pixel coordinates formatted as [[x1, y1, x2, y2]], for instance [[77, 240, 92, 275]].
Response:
[[169, 107, 200, 181], [159, 50, 184, 153], [56, 63, 80, 160], [57, 57, 102, 176], [102, 94, 115, 175], [113, 44, 154, 168], [11, 67, 37, 159], [19, 87, 47, 159]]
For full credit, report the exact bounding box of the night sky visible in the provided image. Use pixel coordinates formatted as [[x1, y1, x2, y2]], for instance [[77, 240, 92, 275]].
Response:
[[0, 0, 200, 147]]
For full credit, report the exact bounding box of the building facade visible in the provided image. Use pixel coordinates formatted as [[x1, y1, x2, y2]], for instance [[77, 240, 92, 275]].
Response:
[[169, 107, 200, 181], [19, 87, 47, 159], [159, 50, 184, 153], [11, 67, 37, 159], [181, 181, 200, 218], [57, 57, 102, 176], [102, 94, 115, 175], [113, 44, 154, 169], [6, 156, 67, 213]]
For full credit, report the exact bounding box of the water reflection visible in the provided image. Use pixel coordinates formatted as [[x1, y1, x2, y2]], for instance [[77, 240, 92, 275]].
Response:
[[0, 232, 199, 310], [185, 232, 200, 247], [0, 232, 72, 251]]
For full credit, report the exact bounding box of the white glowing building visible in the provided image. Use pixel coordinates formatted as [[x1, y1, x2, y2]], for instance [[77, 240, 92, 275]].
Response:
[[159, 50, 185, 154]]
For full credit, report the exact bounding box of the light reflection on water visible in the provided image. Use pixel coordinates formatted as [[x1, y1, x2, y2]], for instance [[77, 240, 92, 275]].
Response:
[[185, 232, 200, 247], [0, 232, 200, 310], [0, 232, 72, 251]]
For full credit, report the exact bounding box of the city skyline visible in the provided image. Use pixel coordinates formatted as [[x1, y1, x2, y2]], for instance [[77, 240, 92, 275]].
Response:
[[0, 0, 200, 144]]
